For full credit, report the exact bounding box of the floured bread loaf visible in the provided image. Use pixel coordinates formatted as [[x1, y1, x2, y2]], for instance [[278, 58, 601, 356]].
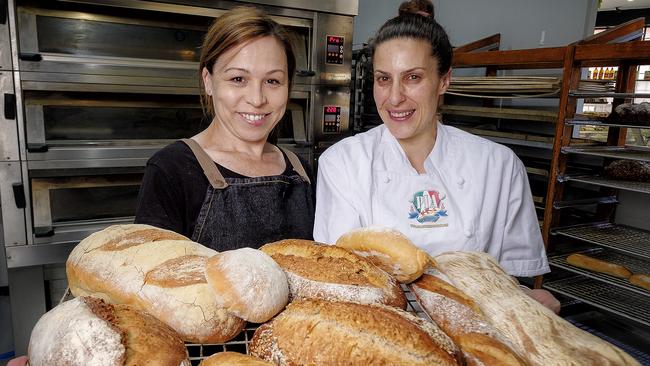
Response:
[[260, 239, 406, 309], [199, 352, 273, 365], [28, 296, 190, 366], [205, 248, 289, 323], [335, 226, 430, 283], [410, 270, 528, 366], [434, 251, 640, 366], [66, 224, 244, 343], [249, 299, 462, 365]]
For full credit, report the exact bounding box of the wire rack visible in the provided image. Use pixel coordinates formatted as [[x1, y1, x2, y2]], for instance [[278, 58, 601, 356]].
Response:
[[565, 175, 650, 194], [553, 223, 650, 260], [566, 118, 650, 130], [561, 146, 650, 162], [544, 276, 650, 327], [549, 248, 650, 296]]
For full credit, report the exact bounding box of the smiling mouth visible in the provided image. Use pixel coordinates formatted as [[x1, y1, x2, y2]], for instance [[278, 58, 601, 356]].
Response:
[[240, 112, 270, 125], [388, 110, 415, 120]]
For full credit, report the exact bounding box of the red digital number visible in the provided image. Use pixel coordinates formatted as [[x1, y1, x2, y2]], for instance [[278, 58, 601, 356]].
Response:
[[325, 106, 338, 113], [329, 36, 340, 43]]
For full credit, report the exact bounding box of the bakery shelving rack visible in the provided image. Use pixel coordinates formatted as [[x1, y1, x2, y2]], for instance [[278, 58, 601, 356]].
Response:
[[540, 18, 650, 329]]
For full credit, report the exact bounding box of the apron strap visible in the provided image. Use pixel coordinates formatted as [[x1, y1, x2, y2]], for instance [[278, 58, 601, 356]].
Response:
[[279, 147, 311, 184], [180, 138, 228, 189]]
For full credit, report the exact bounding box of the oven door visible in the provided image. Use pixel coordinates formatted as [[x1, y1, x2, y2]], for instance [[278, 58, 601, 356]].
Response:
[[277, 87, 313, 166], [29, 169, 143, 245], [0, 0, 12, 70]]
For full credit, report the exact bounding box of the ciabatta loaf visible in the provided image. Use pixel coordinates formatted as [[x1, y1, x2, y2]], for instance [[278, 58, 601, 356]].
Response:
[[410, 270, 528, 366], [434, 251, 640, 366], [205, 248, 289, 323], [199, 352, 272, 365], [28, 297, 190, 366], [249, 299, 462, 365], [66, 224, 244, 343], [260, 239, 406, 309], [335, 226, 430, 283]]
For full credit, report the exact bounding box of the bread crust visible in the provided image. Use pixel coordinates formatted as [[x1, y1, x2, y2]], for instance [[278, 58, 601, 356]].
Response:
[[66, 224, 245, 343], [260, 239, 406, 309], [199, 352, 272, 366], [335, 226, 430, 283], [434, 251, 640, 366], [249, 299, 462, 365], [566, 253, 632, 279], [629, 274, 650, 291]]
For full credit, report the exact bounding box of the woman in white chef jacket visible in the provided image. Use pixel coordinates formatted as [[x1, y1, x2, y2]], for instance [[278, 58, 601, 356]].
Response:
[[314, 0, 560, 312]]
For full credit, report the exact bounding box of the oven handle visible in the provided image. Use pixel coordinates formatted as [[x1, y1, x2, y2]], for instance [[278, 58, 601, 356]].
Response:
[[12, 182, 26, 209], [0, 0, 7, 24], [19, 53, 42, 62], [4, 93, 15, 119], [296, 70, 316, 77], [34, 226, 55, 238]]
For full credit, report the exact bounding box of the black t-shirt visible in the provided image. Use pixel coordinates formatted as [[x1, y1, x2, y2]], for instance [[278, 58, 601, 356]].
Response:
[[134, 141, 314, 238]]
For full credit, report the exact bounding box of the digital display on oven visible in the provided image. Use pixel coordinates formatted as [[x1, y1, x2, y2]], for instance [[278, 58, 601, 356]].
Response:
[[323, 106, 341, 133], [326, 35, 344, 65]]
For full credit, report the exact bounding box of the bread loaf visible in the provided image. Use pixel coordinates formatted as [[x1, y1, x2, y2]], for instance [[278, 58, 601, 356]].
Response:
[[66, 224, 245, 343], [28, 296, 190, 366], [249, 299, 462, 365], [434, 251, 640, 366], [410, 271, 528, 366], [335, 226, 430, 283], [603, 160, 650, 182], [199, 352, 272, 365], [629, 274, 650, 291], [205, 248, 289, 323], [260, 239, 406, 309], [566, 253, 632, 279]]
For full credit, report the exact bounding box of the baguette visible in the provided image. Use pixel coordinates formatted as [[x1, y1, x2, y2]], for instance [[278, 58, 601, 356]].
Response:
[[249, 299, 462, 365], [205, 248, 289, 323], [66, 224, 245, 343], [335, 226, 430, 283], [410, 271, 528, 366], [434, 251, 640, 366], [629, 274, 650, 291], [199, 352, 272, 365], [566, 253, 632, 279], [260, 239, 406, 309], [28, 296, 190, 366]]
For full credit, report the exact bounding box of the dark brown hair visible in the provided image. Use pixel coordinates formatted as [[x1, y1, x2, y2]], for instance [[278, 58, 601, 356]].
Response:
[[370, 0, 452, 76], [199, 6, 296, 117]]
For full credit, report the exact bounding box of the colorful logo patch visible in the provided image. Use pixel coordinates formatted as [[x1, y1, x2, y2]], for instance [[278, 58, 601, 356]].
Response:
[[408, 190, 448, 224]]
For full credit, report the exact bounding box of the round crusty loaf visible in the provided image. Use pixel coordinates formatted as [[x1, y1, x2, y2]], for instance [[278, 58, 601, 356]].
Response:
[[199, 352, 273, 365], [205, 248, 289, 323], [28, 296, 190, 366], [335, 226, 430, 283], [260, 239, 406, 309], [249, 299, 462, 365], [66, 224, 245, 343]]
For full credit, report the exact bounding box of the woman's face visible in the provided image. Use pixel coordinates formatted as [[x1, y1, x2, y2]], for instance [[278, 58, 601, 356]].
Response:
[[202, 36, 289, 144], [373, 38, 450, 142]]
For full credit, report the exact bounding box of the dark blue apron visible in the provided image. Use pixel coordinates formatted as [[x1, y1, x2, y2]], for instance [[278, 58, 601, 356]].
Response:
[[181, 139, 314, 251]]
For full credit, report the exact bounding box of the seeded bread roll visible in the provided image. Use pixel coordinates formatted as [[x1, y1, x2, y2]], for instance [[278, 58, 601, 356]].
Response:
[[335, 226, 430, 283], [434, 251, 640, 366], [28, 296, 190, 366], [205, 248, 289, 323], [249, 299, 462, 365], [66, 224, 245, 343], [199, 352, 273, 366], [260, 239, 406, 309], [410, 270, 528, 366]]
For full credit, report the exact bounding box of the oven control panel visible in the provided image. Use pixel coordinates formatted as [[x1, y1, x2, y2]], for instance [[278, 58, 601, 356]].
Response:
[[326, 35, 344, 65], [323, 105, 342, 133]]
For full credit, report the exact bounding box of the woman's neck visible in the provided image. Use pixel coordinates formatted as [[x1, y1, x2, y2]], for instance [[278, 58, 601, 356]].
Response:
[[397, 122, 437, 174], [194, 118, 270, 160]]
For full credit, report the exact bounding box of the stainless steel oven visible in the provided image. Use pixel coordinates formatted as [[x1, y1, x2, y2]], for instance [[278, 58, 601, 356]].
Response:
[[2, 0, 357, 353]]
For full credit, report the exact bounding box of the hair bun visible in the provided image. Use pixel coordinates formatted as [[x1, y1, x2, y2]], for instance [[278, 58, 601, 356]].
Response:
[[398, 0, 435, 18]]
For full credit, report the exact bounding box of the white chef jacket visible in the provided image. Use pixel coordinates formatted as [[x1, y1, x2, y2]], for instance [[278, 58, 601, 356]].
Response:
[[314, 122, 550, 277]]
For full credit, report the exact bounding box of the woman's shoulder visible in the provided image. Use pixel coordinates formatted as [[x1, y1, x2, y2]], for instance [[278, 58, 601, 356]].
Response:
[[320, 125, 384, 162], [148, 140, 198, 169]]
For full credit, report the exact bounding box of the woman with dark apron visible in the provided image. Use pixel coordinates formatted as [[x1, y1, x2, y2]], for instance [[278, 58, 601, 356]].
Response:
[[134, 6, 314, 250]]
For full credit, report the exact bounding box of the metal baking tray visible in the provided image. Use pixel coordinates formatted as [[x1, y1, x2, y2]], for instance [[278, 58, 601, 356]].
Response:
[[552, 222, 650, 260], [563, 175, 650, 194], [544, 275, 650, 328], [561, 145, 650, 162], [549, 248, 650, 296]]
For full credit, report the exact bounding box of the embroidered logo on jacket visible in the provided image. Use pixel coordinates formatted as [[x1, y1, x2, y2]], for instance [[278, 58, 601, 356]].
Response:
[[408, 190, 448, 228]]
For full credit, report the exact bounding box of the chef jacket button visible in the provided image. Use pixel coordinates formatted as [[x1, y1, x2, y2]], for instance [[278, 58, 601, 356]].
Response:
[[384, 177, 391, 183], [457, 177, 465, 186], [464, 229, 473, 238]]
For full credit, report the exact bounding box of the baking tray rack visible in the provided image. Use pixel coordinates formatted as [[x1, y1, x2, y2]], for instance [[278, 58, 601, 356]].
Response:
[[553, 223, 650, 260], [561, 145, 650, 162], [564, 175, 650, 194], [544, 276, 650, 327], [549, 248, 650, 296]]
